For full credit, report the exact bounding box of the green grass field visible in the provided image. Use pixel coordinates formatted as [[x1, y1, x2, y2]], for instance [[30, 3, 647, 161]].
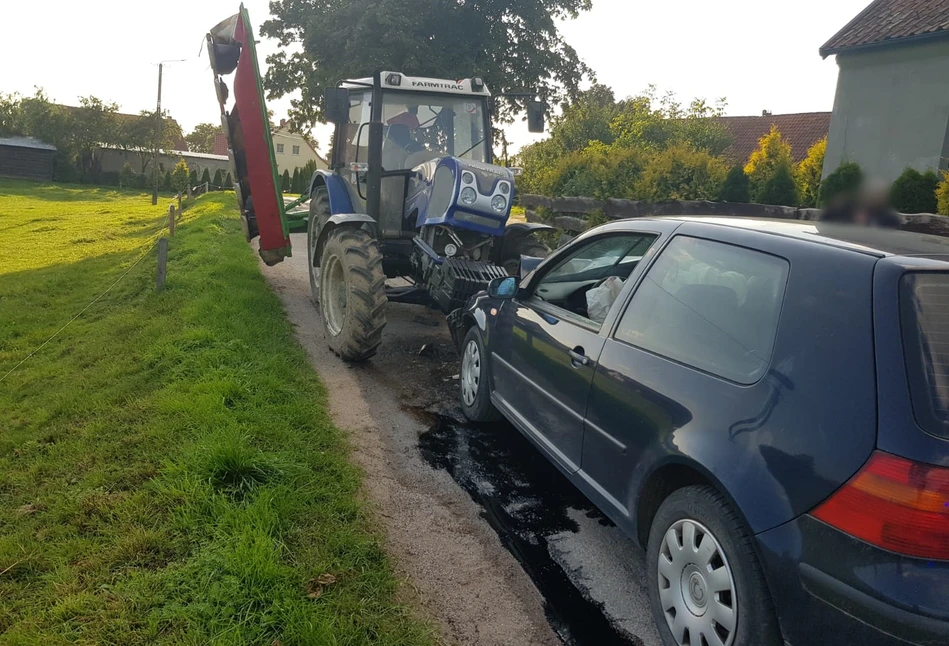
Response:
[[0, 180, 434, 645]]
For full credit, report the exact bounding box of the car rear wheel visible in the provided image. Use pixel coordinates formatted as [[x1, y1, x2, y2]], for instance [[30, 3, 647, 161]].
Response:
[[647, 485, 781, 646], [460, 326, 501, 422]]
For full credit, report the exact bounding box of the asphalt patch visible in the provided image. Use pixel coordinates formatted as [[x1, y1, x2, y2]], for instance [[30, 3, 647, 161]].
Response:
[[418, 414, 642, 646]]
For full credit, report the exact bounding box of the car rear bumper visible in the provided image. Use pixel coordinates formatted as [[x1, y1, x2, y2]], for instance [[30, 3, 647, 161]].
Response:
[[756, 515, 949, 646]]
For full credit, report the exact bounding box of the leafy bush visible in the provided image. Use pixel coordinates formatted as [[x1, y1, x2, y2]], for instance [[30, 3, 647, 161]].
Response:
[[795, 137, 826, 208], [819, 162, 863, 206], [633, 144, 728, 202], [757, 162, 799, 207], [890, 168, 939, 214], [172, 159, 190, 194], [212, 168, 224, 189], [937, 172, 949, 216], [189, 169, 198, 187], [200, 167, 211, 186], [99, 171, 120, 187], [745, 125, 793, 203], [225, 172, 233, 186], [544, 142, 647, 200], [719, 165, 750, 203], [119, 162, 136, 188]]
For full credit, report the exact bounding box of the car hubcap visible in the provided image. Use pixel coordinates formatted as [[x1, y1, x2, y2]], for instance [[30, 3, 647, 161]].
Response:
[[658, 519, 737, 646], [323, 255, 346, 336], [461, 339, 481, 407]]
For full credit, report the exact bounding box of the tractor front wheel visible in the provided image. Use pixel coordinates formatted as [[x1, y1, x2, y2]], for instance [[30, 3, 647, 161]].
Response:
[[319, 228, 387, 362]]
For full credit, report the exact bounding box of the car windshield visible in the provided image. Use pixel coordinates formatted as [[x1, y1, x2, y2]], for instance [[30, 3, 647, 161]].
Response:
[[381, 93, 488, 164]]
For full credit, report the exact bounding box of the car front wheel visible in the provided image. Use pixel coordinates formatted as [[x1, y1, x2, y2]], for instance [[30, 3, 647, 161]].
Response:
[[459, 326, 501, 422], [646, 485, 781, 646]]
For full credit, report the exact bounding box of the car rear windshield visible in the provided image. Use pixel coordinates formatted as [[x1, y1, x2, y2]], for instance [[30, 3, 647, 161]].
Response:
[[901, 272, 949, 438]]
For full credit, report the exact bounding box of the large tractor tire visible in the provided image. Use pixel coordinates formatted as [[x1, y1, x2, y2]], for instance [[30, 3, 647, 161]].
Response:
[[307, 187, 330, 305], [319, 227, 387, 362], [502, 236, 550, 276]]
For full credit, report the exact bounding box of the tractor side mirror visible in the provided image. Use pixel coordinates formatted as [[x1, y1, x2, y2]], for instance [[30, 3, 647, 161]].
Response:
[[527, 100, 546, 133], [324, 87, 350, 124]]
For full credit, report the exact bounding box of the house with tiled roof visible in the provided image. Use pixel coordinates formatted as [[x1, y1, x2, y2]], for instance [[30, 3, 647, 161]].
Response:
[[820, 0, 949, 181], [718, 112, 831, 165]]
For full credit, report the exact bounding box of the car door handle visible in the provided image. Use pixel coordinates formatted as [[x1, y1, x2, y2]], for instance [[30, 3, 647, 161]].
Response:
[[568, 348, 591, 367]]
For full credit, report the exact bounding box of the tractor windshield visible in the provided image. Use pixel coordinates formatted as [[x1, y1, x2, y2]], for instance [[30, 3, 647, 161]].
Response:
[[381, 93, 488, 169]]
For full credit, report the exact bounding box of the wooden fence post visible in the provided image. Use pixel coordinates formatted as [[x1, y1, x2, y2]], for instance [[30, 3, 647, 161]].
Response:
[[156, 237, 169, 291], [167, 204, 176, 237], [177, 192, 182, 213]]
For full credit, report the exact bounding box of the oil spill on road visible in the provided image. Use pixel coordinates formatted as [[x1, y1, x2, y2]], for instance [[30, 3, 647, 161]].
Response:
[[418, 413, 642, 646]]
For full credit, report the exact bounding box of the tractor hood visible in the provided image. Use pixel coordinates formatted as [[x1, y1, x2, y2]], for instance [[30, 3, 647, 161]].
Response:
[[407, 157, 514, 236]]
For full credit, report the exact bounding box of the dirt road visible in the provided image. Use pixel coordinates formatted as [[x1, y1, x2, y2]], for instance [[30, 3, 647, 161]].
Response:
[[260, 233, 661, 646]]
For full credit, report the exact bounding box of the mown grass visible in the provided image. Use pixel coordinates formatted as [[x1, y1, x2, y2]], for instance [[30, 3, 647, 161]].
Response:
[[0, 180, 434, 645]]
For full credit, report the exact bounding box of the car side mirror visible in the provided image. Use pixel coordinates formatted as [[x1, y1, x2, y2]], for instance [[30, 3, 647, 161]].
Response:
[[527, 100, 546, 133], [324, 87, 350, 123], [488, 276, 518, 299]]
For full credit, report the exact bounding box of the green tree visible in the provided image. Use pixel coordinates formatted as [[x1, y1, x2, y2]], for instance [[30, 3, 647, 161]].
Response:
[[71, 96, 120, 181], [189, 169, 198, 187], [200, 167, 211, 187], [281, 169, 291, 192], [819, 162, 863, 206], [937, 172, 949, 216], [185, 123, 219, 154], [213, 168, 224, 189], [120, 110, 183, 174], [291, 167, 301, 193], [119, 162, 136, 189], [172, 159, 190, 194], [795, 136, 826, 208], [0, 92, 22, 137], [757, 162, 799, 207], [744, 125, 793, 202], [225, 172, 233, 186], [261, 0, 593, 127], [633, 144, 728, 202], [890, 168, 939, 214], [719, 165, 750, 202]]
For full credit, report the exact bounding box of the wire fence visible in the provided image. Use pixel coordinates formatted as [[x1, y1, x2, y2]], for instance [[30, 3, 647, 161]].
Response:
[[0, 191, 197, 384]]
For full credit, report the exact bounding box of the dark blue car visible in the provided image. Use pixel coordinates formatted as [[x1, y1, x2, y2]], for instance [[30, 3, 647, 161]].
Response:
[[450, 217, 949, 646]]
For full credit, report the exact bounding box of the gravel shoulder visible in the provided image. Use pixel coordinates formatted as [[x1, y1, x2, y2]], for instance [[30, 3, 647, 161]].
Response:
[[259, 234, 560, 646]]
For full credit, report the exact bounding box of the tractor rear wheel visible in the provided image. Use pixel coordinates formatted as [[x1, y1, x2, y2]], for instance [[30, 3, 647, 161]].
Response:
[[319, 228, 387, 362], [307, 187, 330, 305]]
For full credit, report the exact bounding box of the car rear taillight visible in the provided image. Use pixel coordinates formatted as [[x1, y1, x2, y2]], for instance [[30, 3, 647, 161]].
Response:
[[812, 451, 949, 560]]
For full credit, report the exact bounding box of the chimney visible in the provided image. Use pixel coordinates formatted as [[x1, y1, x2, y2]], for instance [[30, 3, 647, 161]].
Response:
[[762, 110, 772, 117], [280, 118, 286, 127]]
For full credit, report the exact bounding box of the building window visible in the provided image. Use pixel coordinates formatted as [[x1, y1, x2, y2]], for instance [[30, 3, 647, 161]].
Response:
[[292, 145, 300, 155], [276, 143, 284, 153]]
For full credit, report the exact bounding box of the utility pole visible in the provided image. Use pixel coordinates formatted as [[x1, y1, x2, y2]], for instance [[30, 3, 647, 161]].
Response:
[[151, 63, 163, 205], [151, 59, 187, 205]]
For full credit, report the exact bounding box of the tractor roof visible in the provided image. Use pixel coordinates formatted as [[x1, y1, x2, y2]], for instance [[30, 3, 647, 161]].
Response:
[[342, 72, 492, 97]]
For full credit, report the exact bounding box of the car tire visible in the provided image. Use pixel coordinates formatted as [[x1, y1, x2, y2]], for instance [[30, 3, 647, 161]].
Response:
[[646, 485, 781, 646], [459, 326, 501, 422]]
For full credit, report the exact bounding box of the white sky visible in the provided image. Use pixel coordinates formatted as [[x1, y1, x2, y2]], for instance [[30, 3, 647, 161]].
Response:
[[1, 0, 871, 156]]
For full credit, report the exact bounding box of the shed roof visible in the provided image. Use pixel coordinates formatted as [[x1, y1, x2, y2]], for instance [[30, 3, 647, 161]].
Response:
[[717, 112, 831, 164], [0, 136, 57, 152], [820, 0, 949, 57]]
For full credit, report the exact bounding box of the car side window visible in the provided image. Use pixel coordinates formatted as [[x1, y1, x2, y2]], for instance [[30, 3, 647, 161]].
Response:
[[531, 233, 657, 324], [615, 236, 789, 384]]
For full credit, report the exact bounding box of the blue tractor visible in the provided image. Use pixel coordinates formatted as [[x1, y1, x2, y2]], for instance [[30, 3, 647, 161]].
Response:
[[307, 71, 552, 361]]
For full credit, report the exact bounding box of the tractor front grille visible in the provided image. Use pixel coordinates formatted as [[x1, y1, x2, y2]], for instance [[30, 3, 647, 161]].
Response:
[[427, 258, 508, 313]]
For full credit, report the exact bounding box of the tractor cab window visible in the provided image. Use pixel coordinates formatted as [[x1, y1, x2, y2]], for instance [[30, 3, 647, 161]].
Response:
[[341, 90, 372, 169], [381, 93, 487, 170]]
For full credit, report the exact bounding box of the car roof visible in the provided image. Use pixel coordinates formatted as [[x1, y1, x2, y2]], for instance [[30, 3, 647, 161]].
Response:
[[619, 216, 949, 260]]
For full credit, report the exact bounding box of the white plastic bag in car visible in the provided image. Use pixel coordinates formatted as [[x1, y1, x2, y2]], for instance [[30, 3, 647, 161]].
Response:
[[586, 276, 625, 323]]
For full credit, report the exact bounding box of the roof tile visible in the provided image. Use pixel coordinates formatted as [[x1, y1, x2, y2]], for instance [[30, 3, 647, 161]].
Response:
[[821, 0, 949, 56], [717, 112, 831, 165]]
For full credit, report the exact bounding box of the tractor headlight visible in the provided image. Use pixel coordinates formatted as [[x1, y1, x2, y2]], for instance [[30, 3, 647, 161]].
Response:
[[462, 171, 475, 185], [498, 182, 510, 195], [460, 187, 477, 205], [491, 195, 507, 212]]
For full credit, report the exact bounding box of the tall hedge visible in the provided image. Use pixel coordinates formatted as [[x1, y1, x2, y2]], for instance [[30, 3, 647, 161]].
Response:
[[757, 163, 798, 207], [212, 168, 224, 188], [281, 169, 291, 193], [819, 162, 863, 206], [937, 171, 949, 216], [634, 144, 728, 202], [890, 168, 938, 214], [200, 167, 211, 186], [719, 165, 750, 203], [795, 137, 826, 208]]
